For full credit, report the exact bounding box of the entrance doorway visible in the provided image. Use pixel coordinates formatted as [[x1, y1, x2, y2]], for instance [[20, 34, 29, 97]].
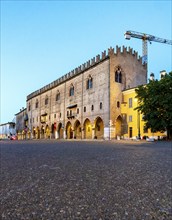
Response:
[[66, 122, 73, 139]]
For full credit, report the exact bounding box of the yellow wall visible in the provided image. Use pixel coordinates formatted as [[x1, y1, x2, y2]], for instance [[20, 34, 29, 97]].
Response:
[[121, 88, 166, 139]]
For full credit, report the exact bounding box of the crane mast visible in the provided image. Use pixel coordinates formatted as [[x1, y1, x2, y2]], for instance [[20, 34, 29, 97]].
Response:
[[124, 30, 172, 65]]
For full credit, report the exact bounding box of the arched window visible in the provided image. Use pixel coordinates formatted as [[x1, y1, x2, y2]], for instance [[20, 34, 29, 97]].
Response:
[[45, 96, 48, 105], [91, 105, 94, 111], [86, 75, 93, 89], [35, 99, 39, 108], [117, 101, 120, 108], [69, 84, 74, 96], [115, 67, 122, 83], [100, 102, 103, 109], [56, 91, 60, 101]]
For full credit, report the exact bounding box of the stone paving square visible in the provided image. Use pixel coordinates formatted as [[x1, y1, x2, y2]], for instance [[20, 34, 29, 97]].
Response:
[[0, 140, 172, 220]]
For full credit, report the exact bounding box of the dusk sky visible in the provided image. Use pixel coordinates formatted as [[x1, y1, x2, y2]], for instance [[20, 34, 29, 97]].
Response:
[[1, 0, 172, 123]]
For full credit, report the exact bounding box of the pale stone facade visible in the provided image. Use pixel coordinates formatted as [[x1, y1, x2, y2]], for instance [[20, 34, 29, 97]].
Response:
[[26, 46, 147, 140], [15, 108, 28, 140]]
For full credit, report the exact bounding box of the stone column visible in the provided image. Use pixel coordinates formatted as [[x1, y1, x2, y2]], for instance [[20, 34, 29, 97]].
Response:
[[92, 128, 95, 139], [63, 130, 66, 139], [54, 130, 57, 139]]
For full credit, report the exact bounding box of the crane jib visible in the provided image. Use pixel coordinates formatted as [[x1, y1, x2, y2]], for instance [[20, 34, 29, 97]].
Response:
[[124, 31, 172, 45]]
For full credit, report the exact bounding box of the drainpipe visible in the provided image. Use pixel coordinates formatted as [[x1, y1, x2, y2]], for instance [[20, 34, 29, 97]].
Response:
[[109, 58, 111, 140], [81, 72, 84, 139]]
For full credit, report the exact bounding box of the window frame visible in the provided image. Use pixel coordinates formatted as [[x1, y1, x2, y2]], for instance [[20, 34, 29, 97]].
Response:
[[56, 92, 60, 101], [129, 98, 133, 108], [115, 67, 122, 83], [86, 75, 93, 89], [69, 85, 74, 96], [45, 96, 49, 105]]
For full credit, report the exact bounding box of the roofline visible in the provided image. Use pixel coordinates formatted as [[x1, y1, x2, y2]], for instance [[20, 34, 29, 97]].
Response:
[[0, 122, 15, 126], [15, 108, 27, 116]]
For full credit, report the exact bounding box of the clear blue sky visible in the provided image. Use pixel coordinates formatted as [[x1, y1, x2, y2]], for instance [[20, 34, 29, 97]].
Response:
[[1, 0, 172, 123]]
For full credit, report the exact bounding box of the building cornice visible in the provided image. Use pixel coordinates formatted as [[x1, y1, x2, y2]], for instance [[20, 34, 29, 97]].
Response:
[[27, 45, 143, 101]]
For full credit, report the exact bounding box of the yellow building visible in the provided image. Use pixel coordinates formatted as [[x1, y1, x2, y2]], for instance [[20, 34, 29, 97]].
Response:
[[121, 88, 166, 140]]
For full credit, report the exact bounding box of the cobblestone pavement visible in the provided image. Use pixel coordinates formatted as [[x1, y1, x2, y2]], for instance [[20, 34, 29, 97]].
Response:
[[1, 140, 172, 220]]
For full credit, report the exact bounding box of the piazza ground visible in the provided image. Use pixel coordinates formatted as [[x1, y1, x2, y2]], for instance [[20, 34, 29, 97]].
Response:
[[1, 140, 172, 220]]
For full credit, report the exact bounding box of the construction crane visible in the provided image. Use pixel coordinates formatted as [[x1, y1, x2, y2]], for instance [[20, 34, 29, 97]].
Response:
[[124, 30, 172, 65]]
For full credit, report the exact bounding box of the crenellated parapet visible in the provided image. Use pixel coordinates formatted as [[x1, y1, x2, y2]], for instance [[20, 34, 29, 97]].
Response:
[[27, 46, 143, 101], [111, 45, 142, 62]]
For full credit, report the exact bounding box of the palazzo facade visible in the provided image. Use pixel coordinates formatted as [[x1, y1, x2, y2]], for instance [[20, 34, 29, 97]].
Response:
[[26, 46, 147, 140]]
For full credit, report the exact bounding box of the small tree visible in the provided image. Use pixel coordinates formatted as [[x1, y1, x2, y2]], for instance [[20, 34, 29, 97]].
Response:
[[135, 72, 172, 140]]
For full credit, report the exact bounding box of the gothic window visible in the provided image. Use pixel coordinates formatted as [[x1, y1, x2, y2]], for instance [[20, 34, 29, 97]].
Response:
[[56, 91, 60, 101], [115, 67, 122, 83], [84, 106, 86, 112], [45, 96, 48, 105], [35, 99, 39, 108], [100, 102, 102, 109], [69, 84, 74, 96], [86, 75, 93, 89], [91, 105, 94, 111]]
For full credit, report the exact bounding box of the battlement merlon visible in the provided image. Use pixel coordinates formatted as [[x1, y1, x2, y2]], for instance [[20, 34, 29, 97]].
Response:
[[27, 45, 143, 101]]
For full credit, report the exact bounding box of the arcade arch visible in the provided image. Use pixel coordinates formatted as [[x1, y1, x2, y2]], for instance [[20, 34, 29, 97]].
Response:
[[116, 115, 122, 137], [58, 123, 64, 139], [74, 120, 81, 139], [36, 126, 40, 139], [94, 117, 104, 139], [45, 125, 50, 139], [83, 118, 92, 139], [66, 121, 73, 139]]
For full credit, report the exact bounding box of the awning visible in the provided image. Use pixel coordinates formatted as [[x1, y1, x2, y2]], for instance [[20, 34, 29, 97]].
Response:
[[67, 104, 77, 109]]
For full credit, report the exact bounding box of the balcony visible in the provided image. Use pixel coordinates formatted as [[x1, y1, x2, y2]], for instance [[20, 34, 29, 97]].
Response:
[[67, 113, 77, 119]]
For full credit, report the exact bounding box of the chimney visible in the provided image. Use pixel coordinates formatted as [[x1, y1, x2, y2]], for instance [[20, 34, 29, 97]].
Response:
[[150, 73, 155, 81], [160, 70, 166, 79]]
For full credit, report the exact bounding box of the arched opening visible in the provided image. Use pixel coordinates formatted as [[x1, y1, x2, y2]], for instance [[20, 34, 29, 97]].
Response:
[[83, 118, 92, 139], [58, 123, 63, 139], [116, 115, 122, 138], [95, 117, 104, 139], [36, 126, 40, 139], [41, 125, 45, 139], [45, 125, 50, 139], [66, 121, 73, 139], [115, 66, 122, 83], [69, 84, 74, 96], [86, 75, 93, 89], [32, 127, 36, 139], [27, 129, 31, 139], [52, 122, 56, 139], [74, 120, 81, 139]]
